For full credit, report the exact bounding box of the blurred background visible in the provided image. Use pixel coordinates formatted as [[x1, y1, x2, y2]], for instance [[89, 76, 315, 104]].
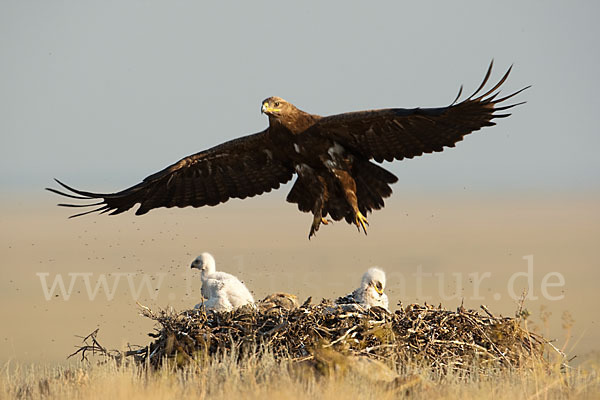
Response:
[[1, 1, 598, 365]]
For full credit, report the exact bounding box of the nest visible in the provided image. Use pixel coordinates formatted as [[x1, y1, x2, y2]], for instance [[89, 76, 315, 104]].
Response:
[[80, 297, 550, 372]]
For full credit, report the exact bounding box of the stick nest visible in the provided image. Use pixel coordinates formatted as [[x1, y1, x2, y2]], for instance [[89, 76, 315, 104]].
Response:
[[90, 298, 549, 371]]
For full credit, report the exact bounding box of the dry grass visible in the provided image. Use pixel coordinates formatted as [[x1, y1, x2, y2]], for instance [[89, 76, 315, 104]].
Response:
[[2, 348, 599, 400]]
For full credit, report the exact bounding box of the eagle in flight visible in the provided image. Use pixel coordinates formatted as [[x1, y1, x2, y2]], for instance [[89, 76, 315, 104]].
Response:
[[48, 62, 527, 238]]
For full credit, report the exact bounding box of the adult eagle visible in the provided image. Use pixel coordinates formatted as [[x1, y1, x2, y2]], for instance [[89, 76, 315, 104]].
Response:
[[48, 62, 527, 238]]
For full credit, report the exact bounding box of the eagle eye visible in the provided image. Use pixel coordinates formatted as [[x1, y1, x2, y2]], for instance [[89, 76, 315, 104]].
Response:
[[274, 101, 280, 107]]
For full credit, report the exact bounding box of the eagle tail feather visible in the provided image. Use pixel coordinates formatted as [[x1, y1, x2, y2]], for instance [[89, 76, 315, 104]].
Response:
[[354, 160, 397, 217]]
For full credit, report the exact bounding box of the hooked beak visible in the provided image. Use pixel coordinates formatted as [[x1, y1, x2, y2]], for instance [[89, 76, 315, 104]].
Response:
[[373, 283, 384, 295], [261, 101, 280, 115]]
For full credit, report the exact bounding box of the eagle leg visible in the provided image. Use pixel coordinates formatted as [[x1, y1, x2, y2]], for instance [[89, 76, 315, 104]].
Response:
[[332, 168, 369, 236], [309, 210, 324, 239], [309, 210, 333, 239], [309, 216, 332, 238], [308, 177, 331, 239]]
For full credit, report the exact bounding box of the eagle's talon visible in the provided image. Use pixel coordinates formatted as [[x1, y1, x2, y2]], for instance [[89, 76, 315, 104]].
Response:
[[355, 212, 369, 235], [321, 217, 332, 225]]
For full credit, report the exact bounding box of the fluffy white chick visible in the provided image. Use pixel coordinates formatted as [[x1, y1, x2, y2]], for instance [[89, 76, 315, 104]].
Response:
[[336, 267, 389, 310], [190, 252, 255, 312]]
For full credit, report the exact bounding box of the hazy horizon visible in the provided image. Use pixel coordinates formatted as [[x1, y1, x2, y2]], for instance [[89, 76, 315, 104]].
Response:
[[2, 193, 599, 365]]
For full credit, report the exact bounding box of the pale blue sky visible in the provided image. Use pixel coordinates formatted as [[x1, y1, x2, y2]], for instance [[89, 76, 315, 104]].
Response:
[[1, 1, 598, 194]]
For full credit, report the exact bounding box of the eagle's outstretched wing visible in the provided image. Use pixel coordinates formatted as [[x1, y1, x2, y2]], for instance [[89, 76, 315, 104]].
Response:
[[308, 61, 529, 163], [47, 131, 294, 217]]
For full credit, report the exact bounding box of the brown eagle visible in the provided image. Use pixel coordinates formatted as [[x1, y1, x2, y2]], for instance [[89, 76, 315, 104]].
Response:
[[47, 62, 527, 238]]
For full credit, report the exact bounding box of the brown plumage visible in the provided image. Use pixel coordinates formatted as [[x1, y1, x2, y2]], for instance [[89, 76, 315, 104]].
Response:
[[47, 61, 528, 238]]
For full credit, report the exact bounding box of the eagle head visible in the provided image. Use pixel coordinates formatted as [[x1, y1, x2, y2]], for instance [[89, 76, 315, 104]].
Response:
[[261, 96, 294, 117]]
